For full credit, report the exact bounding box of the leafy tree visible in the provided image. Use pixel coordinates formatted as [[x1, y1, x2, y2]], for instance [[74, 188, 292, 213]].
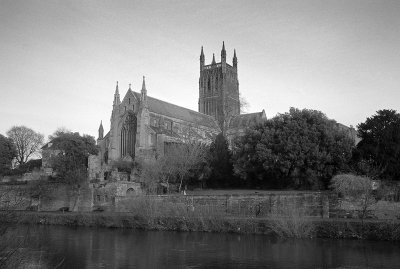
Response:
[[48, 127, 72, 141], [6, 126, 44, 165], [232, 108, 354, 189], [49, 132, 98, 210], [3, 159, 42, 176], [0, 134, 16, 175], [206, 133, 235, 188], [354, 109, 400, 181]]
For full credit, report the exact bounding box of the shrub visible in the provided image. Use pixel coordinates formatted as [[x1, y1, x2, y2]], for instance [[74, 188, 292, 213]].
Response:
[[331, 174, 375, 219], [267, 203, 315, 238]]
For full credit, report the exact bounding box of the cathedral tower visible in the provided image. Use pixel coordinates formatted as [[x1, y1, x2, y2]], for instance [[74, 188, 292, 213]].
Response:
[[198, 42, 240, 130]]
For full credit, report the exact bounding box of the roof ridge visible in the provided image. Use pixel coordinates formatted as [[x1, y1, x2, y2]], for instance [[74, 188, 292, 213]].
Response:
[[132, 91, 217, 120], [235, 111, 264, 116]]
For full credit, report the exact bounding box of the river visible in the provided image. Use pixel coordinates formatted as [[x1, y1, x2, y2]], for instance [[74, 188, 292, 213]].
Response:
[[7, 225, 400, 268]]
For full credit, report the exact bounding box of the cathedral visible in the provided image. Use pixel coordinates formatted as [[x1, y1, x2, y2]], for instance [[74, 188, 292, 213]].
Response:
[[92, 43, 265, 179]]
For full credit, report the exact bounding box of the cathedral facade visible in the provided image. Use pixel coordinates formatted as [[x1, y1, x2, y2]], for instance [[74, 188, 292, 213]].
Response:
[[90, 43, 265, 181]]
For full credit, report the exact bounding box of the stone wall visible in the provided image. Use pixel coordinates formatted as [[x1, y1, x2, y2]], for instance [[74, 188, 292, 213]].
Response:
[[115, 191, 335, 218], [0, 182, 96, 212], [0, 182, 72, 211]]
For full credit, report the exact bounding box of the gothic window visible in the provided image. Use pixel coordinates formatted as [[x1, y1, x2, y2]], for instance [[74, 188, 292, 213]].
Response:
[[104, 150, 108, 164], [129, 98, 131, 104], [164, 120, 172, 130], [151, 118, 158, 127], [149, 133, 156, 146], [208, 78, 211, 93], [173, 123, 179, 132], [120, 113, 137, 158]]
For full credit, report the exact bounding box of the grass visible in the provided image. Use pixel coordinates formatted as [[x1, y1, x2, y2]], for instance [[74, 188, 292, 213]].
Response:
[[1, 211, 399, 241], [118, 195, 316, 238], [267, 204, 316, 238], [338, 199, 400, 220]]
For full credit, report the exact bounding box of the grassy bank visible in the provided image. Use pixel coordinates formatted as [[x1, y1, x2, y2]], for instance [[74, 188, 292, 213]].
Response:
[[1, 211, 399, 241]]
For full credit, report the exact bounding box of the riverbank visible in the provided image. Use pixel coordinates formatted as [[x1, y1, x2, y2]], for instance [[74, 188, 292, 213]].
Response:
[[1, 211, 399, 241]]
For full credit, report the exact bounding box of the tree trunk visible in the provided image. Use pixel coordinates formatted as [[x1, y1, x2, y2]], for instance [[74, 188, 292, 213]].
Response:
[[178, 176, 183, 193], [72, 187, 81, 212]]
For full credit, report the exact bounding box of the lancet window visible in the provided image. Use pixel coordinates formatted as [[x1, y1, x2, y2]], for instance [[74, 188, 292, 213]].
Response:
[[120, 113, 137, 158]]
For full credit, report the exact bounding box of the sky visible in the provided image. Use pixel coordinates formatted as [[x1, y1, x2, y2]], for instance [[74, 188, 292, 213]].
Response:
[[0, 0, 399, 141]]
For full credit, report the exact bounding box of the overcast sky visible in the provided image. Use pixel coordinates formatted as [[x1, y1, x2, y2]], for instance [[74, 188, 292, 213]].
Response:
[[0, 0, 399, 140]]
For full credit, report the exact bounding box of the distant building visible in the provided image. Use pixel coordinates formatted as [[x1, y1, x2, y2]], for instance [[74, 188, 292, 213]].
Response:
[[90, 43, 266, 182]]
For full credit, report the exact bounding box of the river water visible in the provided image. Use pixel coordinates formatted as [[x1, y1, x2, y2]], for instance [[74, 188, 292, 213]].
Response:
[[9, 225, 400, 269]]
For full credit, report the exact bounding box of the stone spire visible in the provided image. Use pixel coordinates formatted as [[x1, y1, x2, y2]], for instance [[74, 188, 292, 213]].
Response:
[[211, 53, 216, 65], [128, 83, 132, 90], [221, 41, 226, 63], [200, 46, 205, 70], [98, 120, 104, 140], [141, 76, 148, 107], [141, 76, 147, 94], [233, 49, 237, 69], [113, 81, 120, 106]]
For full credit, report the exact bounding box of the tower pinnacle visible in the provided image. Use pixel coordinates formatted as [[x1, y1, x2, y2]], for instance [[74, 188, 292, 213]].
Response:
[[113, 81, 121, 106], [233, 49, 237, 68], [212, 53, 216, 65], [221, 41, 226, 63], [200, 46, 205, 70], [141, 76, 148, 107], [141, 76, 146, 93], [98, 120, 104, 139]]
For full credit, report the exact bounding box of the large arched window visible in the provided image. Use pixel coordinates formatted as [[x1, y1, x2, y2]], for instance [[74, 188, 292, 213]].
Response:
[[120, 113, 137, 158]]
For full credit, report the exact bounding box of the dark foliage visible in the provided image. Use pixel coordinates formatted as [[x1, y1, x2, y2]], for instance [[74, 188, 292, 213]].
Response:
[[0, 134, 17, 175], [354, 109, 400, 181], [232, 108, 354, 189], [49, 132, 98, 185], [3, 159, 42, 176], [205, 133, 237, 188]]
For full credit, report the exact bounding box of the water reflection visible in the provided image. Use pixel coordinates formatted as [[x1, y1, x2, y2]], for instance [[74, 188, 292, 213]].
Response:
[[15, 225, 400, 269]]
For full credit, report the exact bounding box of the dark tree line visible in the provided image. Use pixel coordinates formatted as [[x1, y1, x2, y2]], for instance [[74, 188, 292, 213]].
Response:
[[230, 108, 354, 189], [353, 109, 400, 181], [204, 108, 400, 190]]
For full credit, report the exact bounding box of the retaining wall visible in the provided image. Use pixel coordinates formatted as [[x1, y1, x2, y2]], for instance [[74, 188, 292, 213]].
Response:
[[116, 191, 335, 218]]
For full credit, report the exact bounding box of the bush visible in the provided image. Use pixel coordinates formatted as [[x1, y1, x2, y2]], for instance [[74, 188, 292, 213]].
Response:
[[111, 159, 134, 173], [331, 174, 375, 219], [267, 203, 315, 238]]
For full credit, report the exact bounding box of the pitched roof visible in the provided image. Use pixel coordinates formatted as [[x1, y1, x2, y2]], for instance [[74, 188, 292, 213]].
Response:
[[132, 92, 220, 130], [229, 111, 266, 129]]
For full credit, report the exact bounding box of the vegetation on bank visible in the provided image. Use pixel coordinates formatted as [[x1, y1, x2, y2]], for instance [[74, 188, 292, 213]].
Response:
[[1, 210, 399, 241]]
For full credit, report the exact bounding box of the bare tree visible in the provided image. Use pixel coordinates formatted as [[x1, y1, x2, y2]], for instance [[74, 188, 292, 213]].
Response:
[[331, 174, 376, 220], [164, 141, 208, 193], [6, 126, 44, 165], [239, 93, 249, 113]]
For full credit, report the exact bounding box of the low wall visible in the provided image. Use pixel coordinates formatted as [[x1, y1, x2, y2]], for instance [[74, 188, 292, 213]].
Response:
[[0, 182, 85, 212], [116, 191, 335, 218]]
